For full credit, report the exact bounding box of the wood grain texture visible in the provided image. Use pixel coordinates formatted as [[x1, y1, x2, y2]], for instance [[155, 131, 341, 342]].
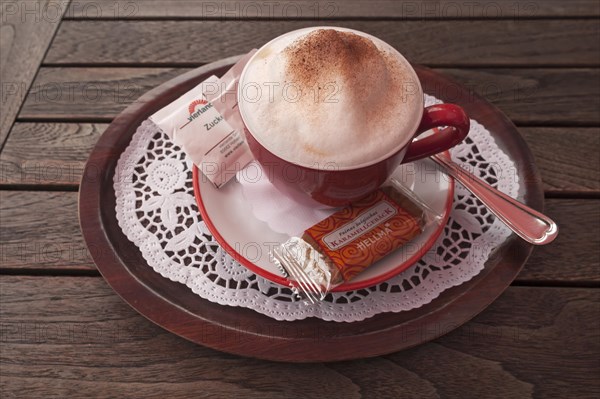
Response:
[[1, 189, 597, 283], [520, 199, 600, 283], [1, 276, 598, 397], [386, 287, 600, 398], [19, 67, 181, 120], [2, 125, 598, 195], [520, 128, 600, 194], [64, 0, 600, 19], [0, 191, 89, 270], [0, 0, 596, 393], [438, 68, 600, 126], [0, 0, 69, 148], [0, 123, 107, 186], [44, 20, 600, 66], [0, 278, 357, 399], [18, 67, 600, 125]]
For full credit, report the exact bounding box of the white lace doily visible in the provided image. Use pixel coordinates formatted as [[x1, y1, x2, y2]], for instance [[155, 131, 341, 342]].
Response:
[[114, 94, 519, 322]]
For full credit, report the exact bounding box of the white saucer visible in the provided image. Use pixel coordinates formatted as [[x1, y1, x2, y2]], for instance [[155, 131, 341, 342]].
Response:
[[193, 158, 454, 292]]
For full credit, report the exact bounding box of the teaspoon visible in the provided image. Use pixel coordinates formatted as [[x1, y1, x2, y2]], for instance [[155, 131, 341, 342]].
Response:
[[431, 154, 558, 245]]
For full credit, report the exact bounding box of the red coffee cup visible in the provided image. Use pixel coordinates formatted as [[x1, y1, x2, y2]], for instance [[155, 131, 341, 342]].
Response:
[[238, 27, 470, 207]]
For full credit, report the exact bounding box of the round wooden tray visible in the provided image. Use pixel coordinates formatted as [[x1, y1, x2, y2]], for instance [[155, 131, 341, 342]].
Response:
[[79, 56, 543, 362]]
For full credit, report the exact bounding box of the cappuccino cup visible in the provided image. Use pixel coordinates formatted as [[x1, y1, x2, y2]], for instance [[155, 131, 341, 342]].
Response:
[[238, 27, 469, 206]]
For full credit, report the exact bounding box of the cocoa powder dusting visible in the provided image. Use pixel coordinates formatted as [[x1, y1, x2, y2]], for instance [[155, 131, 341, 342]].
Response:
[[283, 29, 410, 125], [284, 29, 382, 88]]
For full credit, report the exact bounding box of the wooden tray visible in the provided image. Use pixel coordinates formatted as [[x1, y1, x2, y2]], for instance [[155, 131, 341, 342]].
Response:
[[79, 56, 543, 362]]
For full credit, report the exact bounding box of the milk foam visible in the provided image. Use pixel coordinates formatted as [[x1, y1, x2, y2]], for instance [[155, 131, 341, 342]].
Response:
[[239, 27, 423, 169]]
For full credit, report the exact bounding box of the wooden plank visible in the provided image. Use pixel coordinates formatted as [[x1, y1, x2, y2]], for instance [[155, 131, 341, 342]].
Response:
[[1, 190, 598, 284], [520, 128, 600, 194], [18, 67, 180, 120], [517, 199, 600, 283], [44, 20, 600, 66], [0, 191, 90, 270], [0, 276, 360, 398], [439, 68, 600, 126], [64, 0, 600, 19], [385, 286, 600, 398], [1, 276, 598, 397], [17, 67, 600, 125], [0, 123, 106, 187], [0, 0, 70, 148], [2, 125, 599, 195], [518, 199, 600, 283]]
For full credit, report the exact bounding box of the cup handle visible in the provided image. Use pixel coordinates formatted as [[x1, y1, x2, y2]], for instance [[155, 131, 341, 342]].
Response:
[[402, 104, 470, 164]]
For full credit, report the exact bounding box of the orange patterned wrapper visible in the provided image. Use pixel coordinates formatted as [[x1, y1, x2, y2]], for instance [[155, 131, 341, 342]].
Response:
[[274, 185, 426, 300], [302, 186, 424, 283]]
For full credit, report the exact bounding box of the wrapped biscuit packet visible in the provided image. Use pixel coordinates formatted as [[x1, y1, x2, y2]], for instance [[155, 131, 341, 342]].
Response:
[[273, 179, 442, 303]]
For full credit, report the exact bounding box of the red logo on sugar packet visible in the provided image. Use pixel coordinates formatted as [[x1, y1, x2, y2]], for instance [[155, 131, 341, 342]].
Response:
[[188, 99, 209, 114], [179, 98, 213, 130]]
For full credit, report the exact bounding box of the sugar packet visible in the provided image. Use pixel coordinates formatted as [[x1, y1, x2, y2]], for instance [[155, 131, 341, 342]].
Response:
[[150, 51, 257, 187]]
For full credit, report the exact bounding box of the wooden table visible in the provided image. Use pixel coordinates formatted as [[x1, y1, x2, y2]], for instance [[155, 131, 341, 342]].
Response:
[[1, 1, 599, 397]]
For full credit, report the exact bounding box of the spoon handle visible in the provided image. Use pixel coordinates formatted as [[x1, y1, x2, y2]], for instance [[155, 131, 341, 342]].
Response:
[[431, 154, 558, 245]]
